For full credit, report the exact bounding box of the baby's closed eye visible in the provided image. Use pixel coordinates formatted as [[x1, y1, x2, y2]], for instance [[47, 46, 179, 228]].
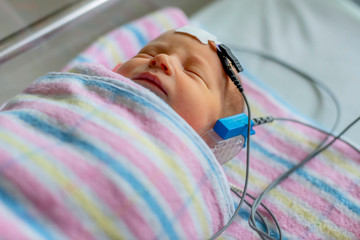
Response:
[[184, 68, 208, 87], [184, 69, 201, 78], [136, 52, 154, 58]]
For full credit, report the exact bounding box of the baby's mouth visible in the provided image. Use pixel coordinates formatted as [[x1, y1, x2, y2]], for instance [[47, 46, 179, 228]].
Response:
[[132, 73, 168, 96]]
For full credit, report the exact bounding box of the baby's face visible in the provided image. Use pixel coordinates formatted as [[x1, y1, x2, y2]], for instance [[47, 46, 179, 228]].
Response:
[[116, 31, 228, 135]]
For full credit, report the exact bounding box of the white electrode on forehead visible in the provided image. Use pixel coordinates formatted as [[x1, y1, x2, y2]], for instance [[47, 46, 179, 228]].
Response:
[[175, 25, 221, 45]]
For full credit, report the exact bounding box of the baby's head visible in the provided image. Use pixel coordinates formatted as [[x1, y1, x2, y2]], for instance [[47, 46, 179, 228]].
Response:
[[115, 26, 244, 135]]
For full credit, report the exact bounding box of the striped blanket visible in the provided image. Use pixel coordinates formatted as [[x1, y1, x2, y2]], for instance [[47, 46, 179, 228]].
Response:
[[0, 63, 234, 239]]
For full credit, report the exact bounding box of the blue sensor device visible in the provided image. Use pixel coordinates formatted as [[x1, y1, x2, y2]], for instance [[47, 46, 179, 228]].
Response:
[[213, 113, 255, 143], [201, 113, 255, 164]]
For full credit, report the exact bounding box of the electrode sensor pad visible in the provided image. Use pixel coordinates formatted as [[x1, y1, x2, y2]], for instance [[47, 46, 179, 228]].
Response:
[[175, 25, 221, 45]]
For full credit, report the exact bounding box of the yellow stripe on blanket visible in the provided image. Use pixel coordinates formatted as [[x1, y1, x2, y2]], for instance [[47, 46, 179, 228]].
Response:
[[98, 37, 124, 66], [153, 12, 174, 30]]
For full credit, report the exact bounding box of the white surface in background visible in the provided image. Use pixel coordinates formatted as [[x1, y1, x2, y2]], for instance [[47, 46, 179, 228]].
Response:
[[191, 0, 360, 145]]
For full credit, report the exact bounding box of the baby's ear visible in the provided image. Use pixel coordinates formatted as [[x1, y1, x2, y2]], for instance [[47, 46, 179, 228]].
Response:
[[112, 63, 122, 72]]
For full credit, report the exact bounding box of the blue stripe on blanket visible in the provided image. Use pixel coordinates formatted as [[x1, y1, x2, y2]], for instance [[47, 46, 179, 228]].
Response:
[[8, 110, 179, 240], [0, 184, 54, 239], [235, 202, 289, 239], [252, 141, 360, 216], [124, 24, 148, 47], [36, 73, 233, 214], [74, 55, 94, 64]]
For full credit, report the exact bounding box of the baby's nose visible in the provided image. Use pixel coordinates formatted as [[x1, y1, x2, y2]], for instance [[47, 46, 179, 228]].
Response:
[[148, 54, 173, 75]]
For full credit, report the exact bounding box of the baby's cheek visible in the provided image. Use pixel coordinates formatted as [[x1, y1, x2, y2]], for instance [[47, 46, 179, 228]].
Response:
[[173, 100, 218, 135], [116, 64, 131, 77], [116, 60, 140, 78]]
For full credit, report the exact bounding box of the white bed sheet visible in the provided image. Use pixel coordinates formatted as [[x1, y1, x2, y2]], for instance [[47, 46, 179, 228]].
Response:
[[191, 0, 360, 145]]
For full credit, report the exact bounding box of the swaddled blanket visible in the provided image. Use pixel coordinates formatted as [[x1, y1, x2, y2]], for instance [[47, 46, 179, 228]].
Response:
[[0, 63, 234, 240]]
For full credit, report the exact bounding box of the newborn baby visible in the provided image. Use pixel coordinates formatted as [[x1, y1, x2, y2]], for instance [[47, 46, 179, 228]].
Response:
[[114, 26, 244, 136]]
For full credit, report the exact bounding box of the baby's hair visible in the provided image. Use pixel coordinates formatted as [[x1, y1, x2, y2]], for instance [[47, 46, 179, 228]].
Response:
[[221, 74, 245, 118]]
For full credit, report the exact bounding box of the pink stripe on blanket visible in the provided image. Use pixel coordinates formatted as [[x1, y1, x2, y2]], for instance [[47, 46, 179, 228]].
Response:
[[139, 18, 166, 40], [223, 216, 260, 240], [245, 81, 293, 118], [331, 140, 360, 161], [1, 113, 157, 239], [81, 44, 110, 66], [0, 121, 95, 240], [0, 211, 30, 240], [165, 7, 189, 27], [135, 8, 188, 41], [110, 29, 140, 61]]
